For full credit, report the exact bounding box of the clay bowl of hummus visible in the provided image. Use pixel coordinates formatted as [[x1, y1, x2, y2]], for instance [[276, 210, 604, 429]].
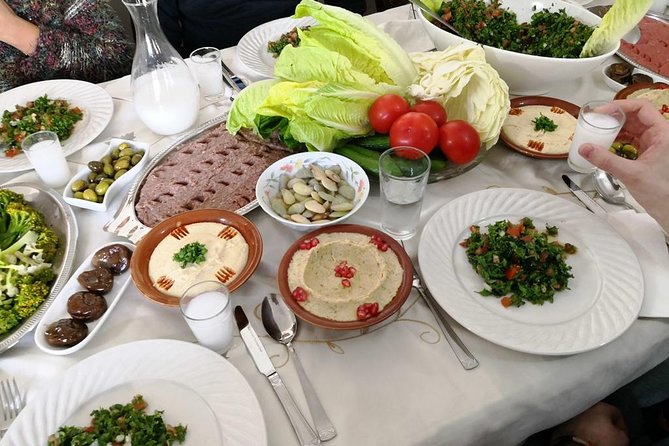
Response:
[[277, 224, 413, 330], [500, 96, 581, 159], [130, 209, 262, 307], [615, 82, 669, 109]]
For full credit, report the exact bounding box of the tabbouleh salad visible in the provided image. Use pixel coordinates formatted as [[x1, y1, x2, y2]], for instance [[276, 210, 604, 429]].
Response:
[[461, 217, 577, 308], [0, 95, 83, 157], [438, 0, 594, 58]]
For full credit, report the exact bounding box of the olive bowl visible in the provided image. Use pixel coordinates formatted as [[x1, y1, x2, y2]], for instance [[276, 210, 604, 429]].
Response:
[[63, 138, 150, 212]]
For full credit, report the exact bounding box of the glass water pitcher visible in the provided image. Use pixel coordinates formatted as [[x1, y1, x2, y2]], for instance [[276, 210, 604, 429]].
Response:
[[122, 0, 199, 135]]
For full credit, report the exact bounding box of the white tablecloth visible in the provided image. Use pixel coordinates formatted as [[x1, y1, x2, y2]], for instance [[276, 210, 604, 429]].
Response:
[[2, 5, 669, 446]]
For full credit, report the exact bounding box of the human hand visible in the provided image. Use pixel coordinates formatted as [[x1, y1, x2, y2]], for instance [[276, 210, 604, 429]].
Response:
[[552, 402, 629, 446], [578, 98, 669, 233]]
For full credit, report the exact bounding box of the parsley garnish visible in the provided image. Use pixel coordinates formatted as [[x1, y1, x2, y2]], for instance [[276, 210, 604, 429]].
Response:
[[532, 114, 558, 132], [173, 242, 208, 268]]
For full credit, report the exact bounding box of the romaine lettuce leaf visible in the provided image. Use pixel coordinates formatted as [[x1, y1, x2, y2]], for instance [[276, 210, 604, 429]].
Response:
[[581, 0, 652, 57]]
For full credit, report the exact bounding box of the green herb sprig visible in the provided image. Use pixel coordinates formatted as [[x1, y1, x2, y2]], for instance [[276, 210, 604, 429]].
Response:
[[532, 114, 558, 132], [173, 242, 208, 268]]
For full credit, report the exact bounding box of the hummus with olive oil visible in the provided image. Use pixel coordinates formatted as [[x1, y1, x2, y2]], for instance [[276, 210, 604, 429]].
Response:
[[149, 222, 249, 298], [502, 105, 577, 155], [287, 232, 403, 321]]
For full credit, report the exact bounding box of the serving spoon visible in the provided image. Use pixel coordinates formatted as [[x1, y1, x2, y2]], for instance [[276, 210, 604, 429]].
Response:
[[261, 294, 336, 441], [592, 169, 636, 211], [409, 0, 462, 37]]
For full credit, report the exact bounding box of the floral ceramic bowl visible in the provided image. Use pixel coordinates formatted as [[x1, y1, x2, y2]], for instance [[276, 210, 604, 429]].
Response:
[[256, 152, 370, 231]]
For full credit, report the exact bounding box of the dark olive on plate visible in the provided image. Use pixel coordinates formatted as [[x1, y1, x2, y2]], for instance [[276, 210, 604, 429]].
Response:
[[44, 318, 88, 347], [632, 73, 653, 84], [77, 267, 114, 294], [67, 291, 108, 322], [92, 244, 132, 275], [606, 62, 633, 85]]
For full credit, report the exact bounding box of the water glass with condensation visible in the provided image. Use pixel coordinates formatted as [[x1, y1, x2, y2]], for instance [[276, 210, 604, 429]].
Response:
[[379, 146, 431, 240], [21, 131, 71, 188], [189, 47, 225, 99], [180, 281, 234, 355]]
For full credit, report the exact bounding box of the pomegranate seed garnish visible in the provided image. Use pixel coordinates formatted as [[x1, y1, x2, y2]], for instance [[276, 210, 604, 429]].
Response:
[[345, 271, 353, 279], [357, 307, 367, 320], [292, 287, 308, 302], [310, 238, 320, 247], [341, 279, 351, 287], [349, 267, 356, 275], [335, 271, 342, 277], [379, 243, 389, 252]]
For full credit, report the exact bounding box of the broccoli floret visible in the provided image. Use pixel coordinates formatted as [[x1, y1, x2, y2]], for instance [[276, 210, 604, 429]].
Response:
[[34, 227, 59, 263], [0, 230, 38, 262], [14, 281, 49, 319], [0, 189, 25, 210], [0, 307, 20, 335], [0, 203, 45, 248]]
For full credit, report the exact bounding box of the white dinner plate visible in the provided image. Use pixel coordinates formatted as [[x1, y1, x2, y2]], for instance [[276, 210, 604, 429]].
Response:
[[237, 16, 317, 78], [1, 339, 267, 446], [418, 188, 644, 355], [0, 79, 113, 173]]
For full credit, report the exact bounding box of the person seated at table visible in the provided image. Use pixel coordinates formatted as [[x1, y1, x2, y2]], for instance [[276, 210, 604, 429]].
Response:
[[578, 98, 669, 233], [0, 0, 134, 93], [157, 0, 367, 58]]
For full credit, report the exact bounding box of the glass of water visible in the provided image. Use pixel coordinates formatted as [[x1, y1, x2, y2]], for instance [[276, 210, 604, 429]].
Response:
[[180, 281, 234, 355], [568, 100, 625, 173], [379, 146, 431, 240]]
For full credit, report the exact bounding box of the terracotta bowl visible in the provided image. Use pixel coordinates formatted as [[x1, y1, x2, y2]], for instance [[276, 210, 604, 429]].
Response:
[[131, 209, 263, 307], [277, 224, 413, 330], [614, 82, 669, 100], [500, 96, 581, 160]]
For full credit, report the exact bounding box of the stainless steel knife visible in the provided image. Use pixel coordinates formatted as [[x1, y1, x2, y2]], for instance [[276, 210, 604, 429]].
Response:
[[220, 60, 246, 93], [562, 175, 607, 216], [235, 306, 320, 446]]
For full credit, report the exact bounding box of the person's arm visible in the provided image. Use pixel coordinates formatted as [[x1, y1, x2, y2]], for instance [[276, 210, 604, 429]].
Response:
[[0, 0, 39, 55], [9, 0, 134, 84]]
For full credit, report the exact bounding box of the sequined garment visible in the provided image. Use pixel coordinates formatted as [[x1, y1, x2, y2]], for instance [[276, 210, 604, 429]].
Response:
[[0, 0, 134, 92]]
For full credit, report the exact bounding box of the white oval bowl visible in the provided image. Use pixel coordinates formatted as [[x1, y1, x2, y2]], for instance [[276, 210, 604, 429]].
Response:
[[63, 138, 150, 212], [418, 0, 620, 95], [256, 152, 370, 232]]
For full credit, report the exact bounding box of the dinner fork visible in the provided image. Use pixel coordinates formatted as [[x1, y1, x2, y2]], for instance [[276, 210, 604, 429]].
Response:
[[400, 241, 479, 370], [0, 378, 25, 436]]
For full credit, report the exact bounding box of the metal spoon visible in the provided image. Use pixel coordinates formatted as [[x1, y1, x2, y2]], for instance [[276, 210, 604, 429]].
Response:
[[592, 169, 636, 211], [262, 294, 336, 441], [409, 0, 462, 37]]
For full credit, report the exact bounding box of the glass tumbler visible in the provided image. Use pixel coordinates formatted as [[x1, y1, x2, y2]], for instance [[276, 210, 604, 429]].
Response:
[[189, 47, 225, 99], [568, 101, 625, 173], [180, 281, 234, 355], [21, 131, 71, 188]]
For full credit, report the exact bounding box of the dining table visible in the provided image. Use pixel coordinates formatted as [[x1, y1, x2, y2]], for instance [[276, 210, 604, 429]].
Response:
[[2, 3, 669, 446]]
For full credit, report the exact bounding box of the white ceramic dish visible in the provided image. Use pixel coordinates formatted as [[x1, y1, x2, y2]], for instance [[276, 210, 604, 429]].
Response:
[[34, 242, 134, 355], [237, 16, 317, 78], [256, 151, 369, 231], [418, 188, 644, 355], [63, 138, 150, 212], [1, 339, 267, 446], [418, 0, 618, 95], [601, 64, 666, 92], [0, 79, 113, 173]]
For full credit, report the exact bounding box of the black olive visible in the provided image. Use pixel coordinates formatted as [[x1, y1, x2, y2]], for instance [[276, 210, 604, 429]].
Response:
[[92, 244, 133, 275], [631, 73, 653, 84], [77, 267, 114, 294], [67, 291, 107, 322], [606, 62, 633, 85], [44, 318, 88, 347]]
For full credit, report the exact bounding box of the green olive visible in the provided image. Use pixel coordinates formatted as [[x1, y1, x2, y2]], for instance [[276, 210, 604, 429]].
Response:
[[611, 141, 623, 150], [111, 148, 121, 159], [103, 163, 115, 177], [87, 182, 98, 190], [88, 172, 98, 182], [94, 173, 108, 183], [114, 169, 128, 180], [114, 158, 130, 170], [95, 182, 111, 196], [97, 196, 104, 203], [118, 142, 130, 150], [82, 189, 98, 202], [120, 147, 135, 157], [71, 179, 87, 192], [101, 155, 113, 165], [130, 153, 143, 166], [73, 191, 84, 199], [87, 161, 104, 173]]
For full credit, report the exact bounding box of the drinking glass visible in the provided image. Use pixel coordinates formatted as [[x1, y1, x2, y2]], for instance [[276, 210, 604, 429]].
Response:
[[180, 281, 234, 354], [568, 101, 625, 174], [21, 131, 71, 188], [189, 47, 225, 99], [379, 146, 431, 240]]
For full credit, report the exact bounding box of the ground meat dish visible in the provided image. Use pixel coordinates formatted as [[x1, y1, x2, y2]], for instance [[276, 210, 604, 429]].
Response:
[[135, 124, 289, 227], [619, 17, 669, 78]]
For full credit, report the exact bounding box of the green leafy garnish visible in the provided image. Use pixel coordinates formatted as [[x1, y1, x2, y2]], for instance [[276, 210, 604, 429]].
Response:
[[461, 217, 577, 308], [532, 114, 558, 132], [47, 395, 187, 446], [173, 242, 208, 268]]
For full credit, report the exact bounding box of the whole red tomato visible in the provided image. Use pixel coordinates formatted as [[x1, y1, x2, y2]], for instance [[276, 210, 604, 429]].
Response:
[[368, 94, 410, 134], [439, 120, 480, 165], [389, 112, 439, 157], [410, 100, 447, 126]]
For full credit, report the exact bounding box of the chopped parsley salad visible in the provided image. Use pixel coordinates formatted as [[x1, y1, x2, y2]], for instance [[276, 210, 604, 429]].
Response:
[[460, 217, 577, 308], [47, 395, 187, 446], [0, 95, 83, 157], [438, 0, 594, 58]]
